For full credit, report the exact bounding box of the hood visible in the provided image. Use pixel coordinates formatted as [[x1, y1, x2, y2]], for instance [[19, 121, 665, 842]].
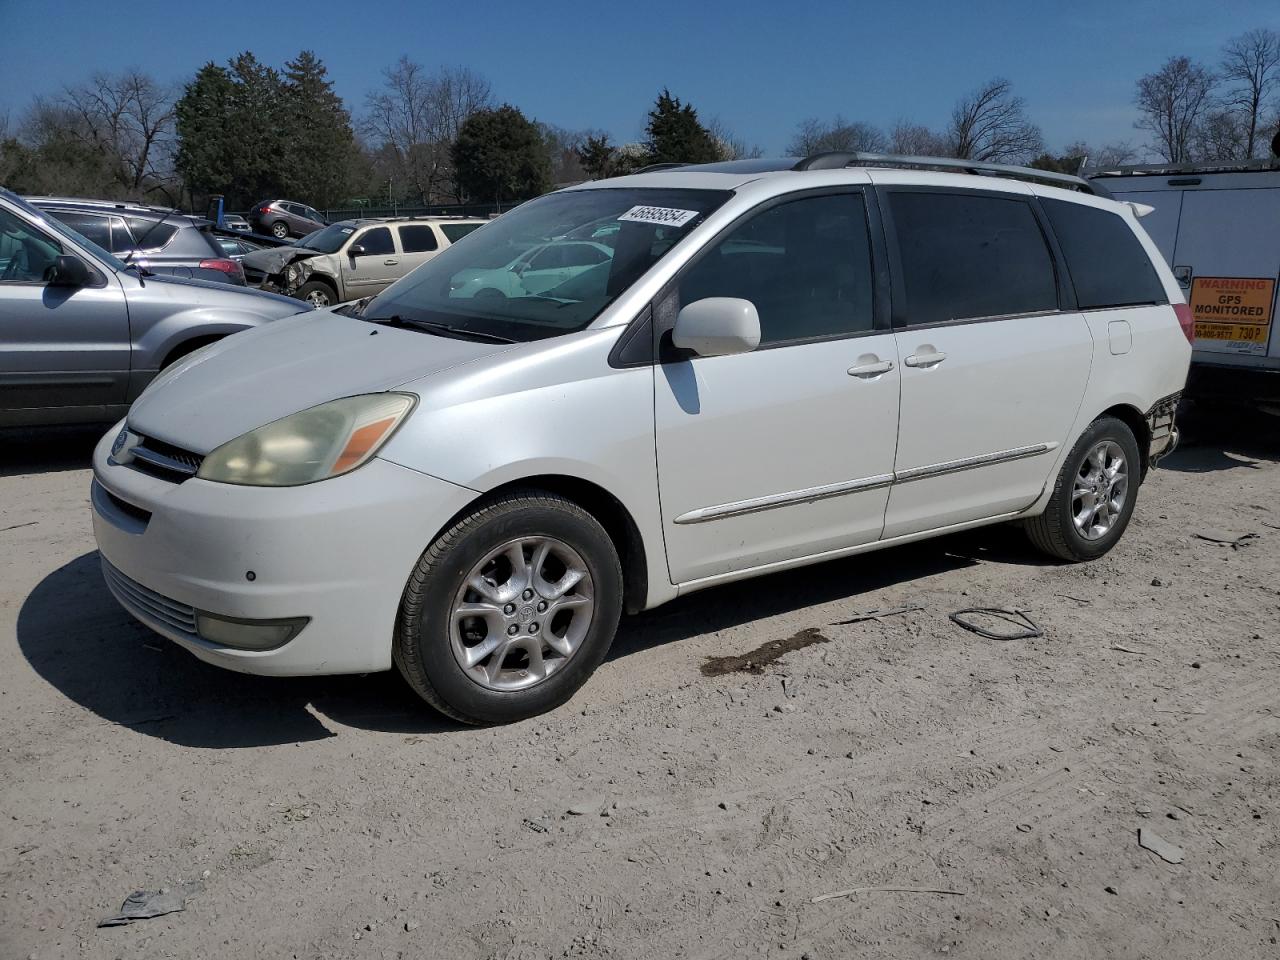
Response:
[[243, 244, 320, 274], [138, 271, 307, 312], [128, 311, 515, 453]]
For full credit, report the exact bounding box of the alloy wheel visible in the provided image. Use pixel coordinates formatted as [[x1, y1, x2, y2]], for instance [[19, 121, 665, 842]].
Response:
[[449, 536, 595, 692], [1072, 440, 1128, 540]]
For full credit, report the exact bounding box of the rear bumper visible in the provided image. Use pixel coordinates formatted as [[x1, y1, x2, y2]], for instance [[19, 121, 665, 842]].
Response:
[[1146, 392, 1180, 467]]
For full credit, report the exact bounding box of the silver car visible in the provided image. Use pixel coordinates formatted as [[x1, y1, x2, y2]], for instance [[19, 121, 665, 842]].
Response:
[[0, 188, 308, 427]]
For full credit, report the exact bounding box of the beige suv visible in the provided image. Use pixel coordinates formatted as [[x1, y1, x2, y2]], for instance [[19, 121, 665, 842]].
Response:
[[241, 216, 487, 306]]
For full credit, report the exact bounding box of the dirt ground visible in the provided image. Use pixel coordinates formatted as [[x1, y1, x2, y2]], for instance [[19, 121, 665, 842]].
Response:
[[1, 412, 1277, 960]]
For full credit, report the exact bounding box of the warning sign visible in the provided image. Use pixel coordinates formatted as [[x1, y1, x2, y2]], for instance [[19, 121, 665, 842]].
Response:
[[1190, 276, 1275, 355]]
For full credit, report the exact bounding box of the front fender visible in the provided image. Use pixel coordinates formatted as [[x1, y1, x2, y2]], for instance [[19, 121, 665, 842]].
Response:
[[132, 310, 289, 374]]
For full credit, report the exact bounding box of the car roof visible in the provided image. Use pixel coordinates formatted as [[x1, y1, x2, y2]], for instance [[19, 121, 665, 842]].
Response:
[[567, 153, 1105, 198], [26, 196, 211, 226]]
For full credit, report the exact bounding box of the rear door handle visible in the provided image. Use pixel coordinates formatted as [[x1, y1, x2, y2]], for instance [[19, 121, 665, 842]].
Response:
[[383, 258, 399, 265], [904, 351, 947, 368], [847, 359, 894, 378]]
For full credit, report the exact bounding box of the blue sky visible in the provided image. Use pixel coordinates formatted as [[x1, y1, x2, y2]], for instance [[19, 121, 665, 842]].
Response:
[[2, 0, 1275, 155]]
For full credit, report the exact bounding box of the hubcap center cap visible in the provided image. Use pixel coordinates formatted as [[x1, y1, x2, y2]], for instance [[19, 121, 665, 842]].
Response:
[[516, 604, 536, 624]]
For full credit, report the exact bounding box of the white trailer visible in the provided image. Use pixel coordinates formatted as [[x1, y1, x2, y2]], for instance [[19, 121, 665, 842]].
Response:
[[1088, 161, 1280, 413]]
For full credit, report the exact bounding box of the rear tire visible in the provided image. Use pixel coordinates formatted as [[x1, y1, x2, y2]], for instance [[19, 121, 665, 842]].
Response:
[[271, 221, 290, 239], [394, 490, 623, 724], [1025, 416, 1141, 561]]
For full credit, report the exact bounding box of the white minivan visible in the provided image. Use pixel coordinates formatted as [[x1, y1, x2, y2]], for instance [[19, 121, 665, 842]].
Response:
[[91, 154, 1192, 724]]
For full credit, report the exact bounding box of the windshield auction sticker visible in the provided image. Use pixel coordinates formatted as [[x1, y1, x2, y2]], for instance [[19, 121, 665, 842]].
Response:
[[1189, 277, 1276, 356], [618, 205, 700, 228]]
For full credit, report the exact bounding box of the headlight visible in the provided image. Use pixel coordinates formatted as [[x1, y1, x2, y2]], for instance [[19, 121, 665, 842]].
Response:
[[197, 393, 416, 486]]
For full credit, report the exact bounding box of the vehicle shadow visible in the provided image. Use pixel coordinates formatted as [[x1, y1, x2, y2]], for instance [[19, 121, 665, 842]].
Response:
[[0, 425, 104, 478], [16, 551, 460, 749], [1160, 403, 1280, 474], [19, 526, 1021, 748]]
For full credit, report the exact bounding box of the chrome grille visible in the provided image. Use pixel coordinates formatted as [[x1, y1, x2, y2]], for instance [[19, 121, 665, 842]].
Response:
[[101, 559, 198, 638], [130, 436, 204, 483]]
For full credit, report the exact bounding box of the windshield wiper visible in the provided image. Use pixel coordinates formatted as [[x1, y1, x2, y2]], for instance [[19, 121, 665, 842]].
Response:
[[369, 315, 515, 344]]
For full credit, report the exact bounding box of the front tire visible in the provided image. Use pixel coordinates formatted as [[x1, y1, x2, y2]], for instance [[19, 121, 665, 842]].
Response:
[[1025, 416, 1141, 561], [394, 490, 623, 724], [296, 280, 334, 307]]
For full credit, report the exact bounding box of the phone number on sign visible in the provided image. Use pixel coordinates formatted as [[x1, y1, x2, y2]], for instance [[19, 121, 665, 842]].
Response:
[[1194, 322, 1268, 342]]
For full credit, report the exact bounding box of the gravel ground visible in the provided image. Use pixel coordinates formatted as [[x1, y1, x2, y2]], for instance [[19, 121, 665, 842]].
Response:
[[1, 414, 1277, 960]]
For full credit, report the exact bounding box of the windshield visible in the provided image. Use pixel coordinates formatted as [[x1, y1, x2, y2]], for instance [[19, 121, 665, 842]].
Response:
[[361, 188, 731, 341], [299, 222, 356, 254]]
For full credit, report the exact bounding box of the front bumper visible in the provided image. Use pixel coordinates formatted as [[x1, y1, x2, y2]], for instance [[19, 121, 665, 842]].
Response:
[[90, 423, 475, 676]]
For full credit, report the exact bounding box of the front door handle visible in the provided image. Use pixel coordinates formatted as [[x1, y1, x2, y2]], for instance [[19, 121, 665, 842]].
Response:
[[847, 359, 894, 378], [383, 258, 399, 265], [904, 350, 947, 368]]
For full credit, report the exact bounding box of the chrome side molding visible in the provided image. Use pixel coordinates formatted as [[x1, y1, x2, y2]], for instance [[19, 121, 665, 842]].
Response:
[[894, 442, 1058, 484], [675, 442, 1059, 525], [673, 473, 895, 524]]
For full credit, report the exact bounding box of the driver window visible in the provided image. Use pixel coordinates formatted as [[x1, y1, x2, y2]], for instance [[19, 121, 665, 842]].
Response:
[[0, 208, 63, 284], [679, 193, 875, 346], [357, 227, 394, 256]]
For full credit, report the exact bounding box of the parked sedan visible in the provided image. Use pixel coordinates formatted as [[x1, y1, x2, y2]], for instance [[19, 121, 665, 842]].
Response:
[[222, 214, 251, 232], [249, 200, 327, 239], [29, 197, 246, 285], [91, 157, 1190, 725], [0, 188, 308, 427]]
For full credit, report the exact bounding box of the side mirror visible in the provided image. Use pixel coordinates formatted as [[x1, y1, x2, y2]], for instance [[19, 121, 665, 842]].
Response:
[[348, 244, 367, 258], [672, 297, 761, 357], [47, 255, 94, 288]]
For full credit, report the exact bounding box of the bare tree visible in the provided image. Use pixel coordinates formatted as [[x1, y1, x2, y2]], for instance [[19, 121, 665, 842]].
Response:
[[947, 78, 1043, 162], [1219, 28, 1280, 158], [61, 70, 176, 196], [1064, 139, 1139, 170], [1134, 56, 1215, 163], [1191, 109, 1250, 161], [787, 116, 886, 156], [888, 120, 947, 156], [363, 58, 492, 203], [706, 116, 763, 160]]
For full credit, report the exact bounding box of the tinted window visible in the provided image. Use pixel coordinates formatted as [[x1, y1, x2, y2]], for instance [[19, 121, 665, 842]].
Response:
[[890, 192, 1057, 325], [357, 227, 394, 256], [0, 207, 62, 282], [48, 212, 111, 250], [125, 217, 177, 250], [679, 193, 875, 345], [441, 223, 481, 243], [1041, 198, 1166, 309], [398, 225, 439, 253]]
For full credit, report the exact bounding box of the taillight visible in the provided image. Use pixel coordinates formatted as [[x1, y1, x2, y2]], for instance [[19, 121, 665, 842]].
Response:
[[200, 258, 245, 283], [1173, 303, 1195, 343]]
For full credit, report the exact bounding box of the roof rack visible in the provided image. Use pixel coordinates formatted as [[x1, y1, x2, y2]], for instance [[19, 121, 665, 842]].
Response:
[[26, 195, 184, 215], [792, 152, 1102, 194], [632, 162, 686, 175], [1086, 157, 1280, 178]]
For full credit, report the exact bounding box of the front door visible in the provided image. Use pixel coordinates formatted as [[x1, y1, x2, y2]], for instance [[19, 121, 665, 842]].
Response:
[[0, 205, 130, 420], [343, 226, 400, 295], [880, 188, 1093, 539], [655, 190, 900, 584]]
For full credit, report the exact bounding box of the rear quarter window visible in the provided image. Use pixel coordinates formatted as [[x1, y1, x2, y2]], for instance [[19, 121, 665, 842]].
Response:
[[1041, 198, 1167, 309], [125, 217, 177, 250], [441, 222, 482, 243]]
